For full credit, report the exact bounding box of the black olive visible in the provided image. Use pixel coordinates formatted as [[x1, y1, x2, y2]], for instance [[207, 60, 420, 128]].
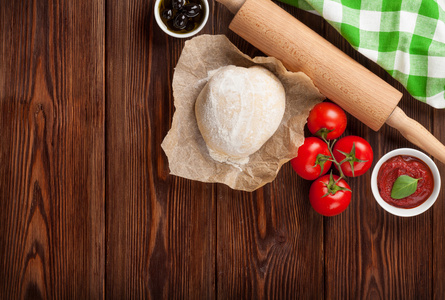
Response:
[[182, 3, 201, 18], [161, 8, 174, 20], [173, 13, 188, 30], [172, 0, 184, 10]]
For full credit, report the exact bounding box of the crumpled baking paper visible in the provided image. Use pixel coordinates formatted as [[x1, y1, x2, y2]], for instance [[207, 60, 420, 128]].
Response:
[[161, 34, 325, 191]]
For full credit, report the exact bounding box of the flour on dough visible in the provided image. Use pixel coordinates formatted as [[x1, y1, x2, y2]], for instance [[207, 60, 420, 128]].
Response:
[[195, 65, 286, 165]]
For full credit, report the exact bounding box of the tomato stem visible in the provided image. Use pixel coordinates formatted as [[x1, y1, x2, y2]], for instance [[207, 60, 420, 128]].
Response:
[[321, 171, 352, 197], [336, 142, 368, 177], [322, 137, 346, 179]]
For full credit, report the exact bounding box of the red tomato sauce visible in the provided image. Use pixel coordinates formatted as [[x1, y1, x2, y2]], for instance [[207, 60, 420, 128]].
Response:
[[377, 155, 434, 208]]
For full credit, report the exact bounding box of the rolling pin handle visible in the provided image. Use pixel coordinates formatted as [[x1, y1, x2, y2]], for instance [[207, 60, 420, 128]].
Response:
[[215, 0, 245, 14], [386, 106, 445, 164]]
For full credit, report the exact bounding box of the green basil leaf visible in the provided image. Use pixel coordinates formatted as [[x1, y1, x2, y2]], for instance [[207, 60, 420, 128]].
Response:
[[391, 175, 421, 199]]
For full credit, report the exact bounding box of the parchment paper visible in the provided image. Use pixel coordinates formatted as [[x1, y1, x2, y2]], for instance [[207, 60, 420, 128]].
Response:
[[161, 35, 325, 191]]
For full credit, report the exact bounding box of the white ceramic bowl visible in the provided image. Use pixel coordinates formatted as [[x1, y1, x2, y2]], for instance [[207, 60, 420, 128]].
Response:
[[371, 148, 441, 217], [154, 0, 209, 38]]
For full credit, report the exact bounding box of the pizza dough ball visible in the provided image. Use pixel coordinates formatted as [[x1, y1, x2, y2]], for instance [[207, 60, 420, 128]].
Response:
[[195, 65, 286, 165]]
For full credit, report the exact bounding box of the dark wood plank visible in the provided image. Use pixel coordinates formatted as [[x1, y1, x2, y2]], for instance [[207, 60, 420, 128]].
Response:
[[433, 98, 445, 299], [105, 0, 215, 298], [322, 17, 436, 298], [1, 0, 444, 298], [217, 173, 324, 299], [0, 0, 105, 298], [215, 4, 325, 299]]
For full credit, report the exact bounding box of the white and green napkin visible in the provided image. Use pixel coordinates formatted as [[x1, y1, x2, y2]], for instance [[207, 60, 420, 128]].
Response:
[[280, 0, 445, 108]]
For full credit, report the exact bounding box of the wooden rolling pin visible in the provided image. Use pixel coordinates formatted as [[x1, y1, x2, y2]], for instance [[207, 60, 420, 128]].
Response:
[[217, 0, 445, 164]]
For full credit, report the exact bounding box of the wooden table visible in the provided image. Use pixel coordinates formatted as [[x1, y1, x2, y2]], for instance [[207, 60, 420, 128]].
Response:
[[1, 0, 445, 298]]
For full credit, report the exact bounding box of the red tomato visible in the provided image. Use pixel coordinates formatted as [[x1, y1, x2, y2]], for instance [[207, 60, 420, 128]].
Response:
[[309, 173, 352, 216], [333, 136, 373, 177], [307, 102, 347, 140], [291, 137, 332, 180]]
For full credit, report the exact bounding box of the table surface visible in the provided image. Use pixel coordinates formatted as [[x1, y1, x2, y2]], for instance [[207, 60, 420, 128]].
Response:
[[1, 0, 445, 298]]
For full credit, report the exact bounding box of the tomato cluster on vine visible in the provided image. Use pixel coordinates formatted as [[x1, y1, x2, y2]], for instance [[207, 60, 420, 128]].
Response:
[[290, 102, 374, 217]]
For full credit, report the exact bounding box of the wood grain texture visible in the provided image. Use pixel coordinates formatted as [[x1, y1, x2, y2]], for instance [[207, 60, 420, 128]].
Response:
[[105, 0, 215, 298], [215, 4, 325, 299], [322, 22, 435, 299], [433, 103, 445, 299], [0, 0, 105, 298], [217, 169, 324, 299], [2, 0, 445, 298]]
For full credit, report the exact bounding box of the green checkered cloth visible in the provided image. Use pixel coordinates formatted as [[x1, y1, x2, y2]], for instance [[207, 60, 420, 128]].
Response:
[[279, 0, 445, 108]]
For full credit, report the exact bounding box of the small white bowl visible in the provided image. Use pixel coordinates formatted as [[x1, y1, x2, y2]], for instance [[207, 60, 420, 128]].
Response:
[[371, 148, 441, 217], [154, 0, 209, 38]]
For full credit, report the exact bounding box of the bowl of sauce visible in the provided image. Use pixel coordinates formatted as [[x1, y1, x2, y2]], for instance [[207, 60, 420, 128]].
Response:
[[371, 148, 441, 217], [154, 0, 209, 38]]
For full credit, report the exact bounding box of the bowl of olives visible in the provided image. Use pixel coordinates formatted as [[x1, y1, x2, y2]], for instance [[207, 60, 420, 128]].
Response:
[[155, 0, 209, 38]]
